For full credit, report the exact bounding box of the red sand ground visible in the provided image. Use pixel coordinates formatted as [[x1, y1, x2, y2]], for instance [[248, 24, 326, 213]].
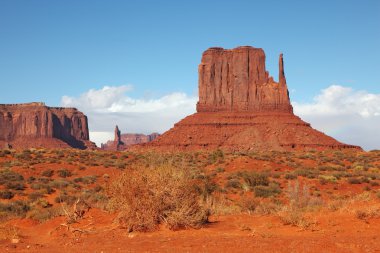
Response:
[[1, 149, 380, 252], [3, 209, 380, 253]]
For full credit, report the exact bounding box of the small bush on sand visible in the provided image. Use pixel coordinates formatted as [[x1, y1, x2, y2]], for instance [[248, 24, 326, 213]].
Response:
[[206, 193, 240, 215], [27, 206, 63, 222], [5, 182, 25, 191], [108, 165, 209, 232], [241, 171, 269, 188], [0, 191, 14, 199], [0, 201, 30, 218], [284, 173, 297, 180], [278, 181, 320, 229], [347, 177, 362, 184], [54, 193, 78, 205], [239, 194, 258, 214], [0, 170, 24, 185], [278, 206, 316, 230], [355, 206, 380, 220], [225, 178, 241, 189], [287, 181, 322, 210], [41, 169, 54, 177], [57, 169, 72, 178], [254, 183, 281, 198]]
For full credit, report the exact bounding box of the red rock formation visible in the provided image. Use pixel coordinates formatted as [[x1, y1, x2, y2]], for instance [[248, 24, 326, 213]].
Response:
[[0, 102, 95, 149], [140, 46, 361, 151], [120, 132, 160, 146], [101, 126, 159, 151], [197, 46, 292, 113], [114, 125, 124, 147]]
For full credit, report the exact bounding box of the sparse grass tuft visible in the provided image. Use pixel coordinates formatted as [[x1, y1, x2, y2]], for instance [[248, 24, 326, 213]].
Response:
[[108, 164, 209, 232]]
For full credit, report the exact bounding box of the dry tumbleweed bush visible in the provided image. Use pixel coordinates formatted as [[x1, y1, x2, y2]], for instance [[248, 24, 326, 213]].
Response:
[[108, 165, 209, 232]]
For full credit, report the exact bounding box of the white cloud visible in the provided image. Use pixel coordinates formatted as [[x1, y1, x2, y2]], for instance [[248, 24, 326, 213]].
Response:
[[61, 85, 197, 147], [62, 84, 380, 151], [89, 132, 114, 147], [293, 85, 380, 150]]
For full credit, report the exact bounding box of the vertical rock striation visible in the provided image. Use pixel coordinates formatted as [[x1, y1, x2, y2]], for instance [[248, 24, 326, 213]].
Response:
[[197, 46, 292, 113], [139, 46, 361, 151], [0, 102, 94, 149]]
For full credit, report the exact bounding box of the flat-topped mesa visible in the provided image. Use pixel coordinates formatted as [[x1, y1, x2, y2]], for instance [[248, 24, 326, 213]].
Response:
[[0, 103, 94, 149], [196, 46, 293, 113], [101, 127, 160, 151], [0, 102, 46, 107]]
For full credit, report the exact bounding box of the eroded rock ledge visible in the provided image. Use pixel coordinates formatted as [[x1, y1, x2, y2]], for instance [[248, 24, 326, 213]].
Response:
[[0, 102, 94, 149]]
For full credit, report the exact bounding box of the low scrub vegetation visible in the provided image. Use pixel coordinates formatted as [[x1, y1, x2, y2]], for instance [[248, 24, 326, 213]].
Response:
[[108, 165, 209, 232], [0, 148, 379, 233]]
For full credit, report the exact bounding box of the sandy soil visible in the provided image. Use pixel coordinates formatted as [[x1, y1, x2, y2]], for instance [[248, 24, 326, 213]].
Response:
[[2, 208, 380, 253], [1, 149, 380, 253]]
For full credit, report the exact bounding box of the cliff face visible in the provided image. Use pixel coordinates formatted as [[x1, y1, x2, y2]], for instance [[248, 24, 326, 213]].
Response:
[[101, 125, 160, 151], [120, 133, 160, 146], [0, 102, 93, 149], [197, 46, 292, 113], [139, 46, 361, 152]]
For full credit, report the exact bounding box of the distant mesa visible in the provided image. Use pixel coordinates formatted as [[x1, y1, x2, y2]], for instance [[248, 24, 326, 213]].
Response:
[[0, 102, 96, 149], [140, 46, 362, 151], [101, 125, 160, 151]]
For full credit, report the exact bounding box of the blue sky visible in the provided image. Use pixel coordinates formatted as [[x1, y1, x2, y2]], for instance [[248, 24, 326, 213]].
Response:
[[1, 0, 380, 149]]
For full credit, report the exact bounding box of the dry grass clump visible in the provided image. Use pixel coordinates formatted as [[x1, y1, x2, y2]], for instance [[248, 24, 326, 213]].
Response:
[[355, 206, 380, 220], [278, 181, 321, 229], [278, 204, 318, 230], [206, 194, 241, 215], [329, 192, 380, 220], [239, 195, 282, 215], [108, 165, 209, 232]]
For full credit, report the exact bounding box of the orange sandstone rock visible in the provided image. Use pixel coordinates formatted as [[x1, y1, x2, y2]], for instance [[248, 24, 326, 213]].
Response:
[[0, 102, 95, 149], [197, 46, 292, 113], [140, 46, 361, 151], [101, 125, 160, 151]]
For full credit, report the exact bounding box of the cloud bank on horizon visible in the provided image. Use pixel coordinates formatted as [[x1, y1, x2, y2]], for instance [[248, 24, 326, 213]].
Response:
[[293, 85, 380, 151], [61, 85, 380, 151], [61, 85, 197, 146]]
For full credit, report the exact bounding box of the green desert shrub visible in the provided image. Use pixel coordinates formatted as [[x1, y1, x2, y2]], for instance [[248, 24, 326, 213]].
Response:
[[57, 169, 72, 178], [73, 176, 97, 184], [225, 178, 241, 189], [0, 201, 30, 218], [284, 173, 297, 180], [0, 190, 14, 199], [319, 175, 337, 185], [254, 183, 281, 198], [208, 149, 224, 164], [27, 206, 62, 222], [5, 182, 25, 191], [241, 171, 269, 188], [41, 169, 54, 177], [0, 170, 24, 185], [294, 168, 319, 179], [54, 193, 77, 205], [28, 191, 45, 202], [347, 177, 362, 184]]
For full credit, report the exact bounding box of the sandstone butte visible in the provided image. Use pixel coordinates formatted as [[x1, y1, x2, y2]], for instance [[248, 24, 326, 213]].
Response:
[[0, 102, 95, 149], [101, 125, 160, 151], [141, 46, 361, 151]]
